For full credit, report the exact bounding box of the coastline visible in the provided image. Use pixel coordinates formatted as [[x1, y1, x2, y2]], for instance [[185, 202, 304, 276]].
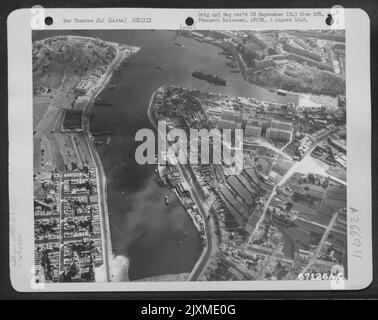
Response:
[[179, 33, 343, 107], [78, 36, 140, 282], [147, 88, 212, 281]]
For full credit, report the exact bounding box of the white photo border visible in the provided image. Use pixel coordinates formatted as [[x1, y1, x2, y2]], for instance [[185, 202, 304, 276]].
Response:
[[8, 8, 372, 292]]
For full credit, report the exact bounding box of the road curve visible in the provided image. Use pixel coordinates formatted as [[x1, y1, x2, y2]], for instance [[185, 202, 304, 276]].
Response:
[[81, 41, 135, 282], [180, 165, 212, 281]]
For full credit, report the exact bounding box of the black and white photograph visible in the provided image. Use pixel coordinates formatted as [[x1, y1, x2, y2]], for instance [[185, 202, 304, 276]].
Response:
[[5, 7, 374, 295], [31, 29, 348, 284]]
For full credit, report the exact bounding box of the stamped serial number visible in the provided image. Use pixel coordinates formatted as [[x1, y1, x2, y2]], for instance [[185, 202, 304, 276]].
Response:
[[132, 17, 152, 23], [298, 272, 344, 281]]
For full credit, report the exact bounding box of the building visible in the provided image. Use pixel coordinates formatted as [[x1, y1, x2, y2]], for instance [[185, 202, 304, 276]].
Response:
[[253, 58, 275, 71], [270, 119, 293, 131], [74, 79, 92, 95], [242, 42, 265, 60], [244, 119, 263, 138], [245, 124, 262, 137], [224, 38, 241, 55], [328, 134, 346, 152], [334, 153, 347, 168], [265, 120, 293, 143], [297, 249, 311, 262], [62, 110, 83, 132], [287, 52, 334, 72], [217, 110, 242, 130], [283, 39, 322, 62], [245, 31, 267, 50]]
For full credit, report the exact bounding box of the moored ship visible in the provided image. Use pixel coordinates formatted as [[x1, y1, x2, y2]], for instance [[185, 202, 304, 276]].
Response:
[[191, 71, 226, 86], [277, 89, 288, 96]]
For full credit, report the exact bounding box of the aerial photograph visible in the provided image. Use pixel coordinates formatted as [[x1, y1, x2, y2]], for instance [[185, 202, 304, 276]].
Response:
[[32, 29, 347, 283]]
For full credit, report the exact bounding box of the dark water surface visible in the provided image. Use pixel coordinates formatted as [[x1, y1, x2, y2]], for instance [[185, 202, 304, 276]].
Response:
[[33, 30, 297, 280]]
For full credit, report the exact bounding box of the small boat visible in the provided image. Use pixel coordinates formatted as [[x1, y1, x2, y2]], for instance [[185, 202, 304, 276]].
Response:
[[164, 195, 170, 205], [154, 65, 163, 71], [174, 42, 185, 48], [225, 61, 237, 68], [95, 101, 112, 107], [277, 89, 288, 96]]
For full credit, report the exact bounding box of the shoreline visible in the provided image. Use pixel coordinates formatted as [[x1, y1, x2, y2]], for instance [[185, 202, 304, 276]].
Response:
[[178, 32, 343, 106], [147, 88, 211, 281], [78, 36, 140, 282]]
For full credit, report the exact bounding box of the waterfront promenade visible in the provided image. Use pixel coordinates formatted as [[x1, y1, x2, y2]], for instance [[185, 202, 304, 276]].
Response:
[[80, 37, 139, 281]]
